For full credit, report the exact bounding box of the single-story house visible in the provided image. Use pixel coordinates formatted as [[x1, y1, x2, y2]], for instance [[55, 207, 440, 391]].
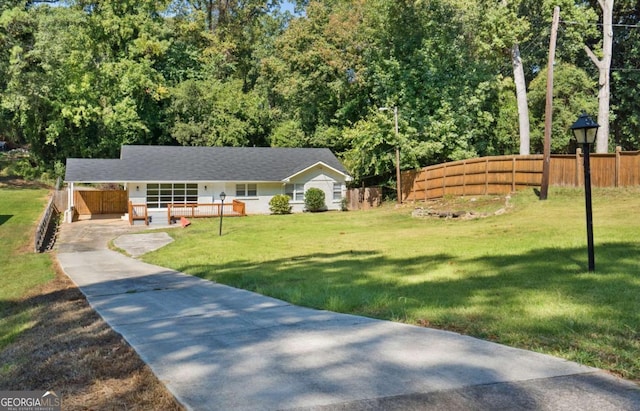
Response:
[[64, 145, 352, 221]]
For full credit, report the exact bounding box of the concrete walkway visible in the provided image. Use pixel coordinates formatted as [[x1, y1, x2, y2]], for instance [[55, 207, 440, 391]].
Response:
[[55, 219, 640, 411]]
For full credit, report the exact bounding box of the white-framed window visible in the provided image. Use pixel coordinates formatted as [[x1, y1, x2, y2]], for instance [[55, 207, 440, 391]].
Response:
[[285, 184, 304, 201], [236, 183, 257, 197], [333, 183, 343, 201], [147, 183, 198, 208]]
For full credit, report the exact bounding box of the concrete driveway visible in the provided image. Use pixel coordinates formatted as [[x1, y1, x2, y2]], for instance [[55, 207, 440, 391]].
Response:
[[55, 219, 640, 411]]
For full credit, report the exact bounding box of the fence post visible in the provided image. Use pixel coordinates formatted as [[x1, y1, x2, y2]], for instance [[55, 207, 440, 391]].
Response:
[[575, 148, 582, 187], [512, 157, 517, 192], [615, 146, 621, 187], [485, 158, 489, 195], [411, 171, 416, 202], [424, 168, 429, 201], [442, 164, 447, 197], [462, 160, 467, 196]]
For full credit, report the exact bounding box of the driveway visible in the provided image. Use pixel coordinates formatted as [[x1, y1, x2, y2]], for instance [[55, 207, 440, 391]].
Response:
[[55, 219, 640, 411]]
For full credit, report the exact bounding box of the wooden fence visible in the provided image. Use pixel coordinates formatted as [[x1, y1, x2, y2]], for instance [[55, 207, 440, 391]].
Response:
[[401, 148, 640, 202], [74, 190, 128, 215], [345, 186, 382, 210]]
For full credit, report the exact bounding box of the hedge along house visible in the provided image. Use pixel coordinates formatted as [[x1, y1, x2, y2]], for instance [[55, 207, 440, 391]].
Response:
[[64, 145, 352, 222]]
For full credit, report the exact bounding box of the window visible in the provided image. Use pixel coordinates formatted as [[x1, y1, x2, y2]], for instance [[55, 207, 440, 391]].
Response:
[[236, 183, 257, 197], [285, 184, 304, 201], [147, 183, 197, 208], [333, 183, 343, 201]]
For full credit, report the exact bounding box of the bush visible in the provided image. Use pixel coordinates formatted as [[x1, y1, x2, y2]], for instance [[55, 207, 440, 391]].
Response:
[[269, 194, 292, 214], [304, 188, 326, 212], [340, 197, 349, 211]]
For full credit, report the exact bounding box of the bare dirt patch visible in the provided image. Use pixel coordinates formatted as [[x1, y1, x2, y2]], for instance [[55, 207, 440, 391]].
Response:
[[411, 195, 513, 219], [0, 263, 184, 411]]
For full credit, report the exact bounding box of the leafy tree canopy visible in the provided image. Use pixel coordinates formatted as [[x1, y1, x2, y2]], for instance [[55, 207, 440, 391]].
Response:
[[0, 0, 634, 186]]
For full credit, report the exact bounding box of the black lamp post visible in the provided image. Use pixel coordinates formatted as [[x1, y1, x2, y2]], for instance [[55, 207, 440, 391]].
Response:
[[219, 191, 226, 236], [570, 111, 599, 272]]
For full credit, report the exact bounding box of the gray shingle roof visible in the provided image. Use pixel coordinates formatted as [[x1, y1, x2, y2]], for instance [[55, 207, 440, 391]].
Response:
[[65, 145, 350, 183]]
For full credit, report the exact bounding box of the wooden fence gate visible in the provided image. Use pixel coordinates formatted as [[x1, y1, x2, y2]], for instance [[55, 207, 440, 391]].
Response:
[[74, 190, 128, 216]]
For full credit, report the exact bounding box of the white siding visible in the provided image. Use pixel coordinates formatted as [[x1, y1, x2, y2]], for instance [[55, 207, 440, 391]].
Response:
[[128, 183, 146, 203], [286, 166, 346, 212], [126, 164, 348, 215]]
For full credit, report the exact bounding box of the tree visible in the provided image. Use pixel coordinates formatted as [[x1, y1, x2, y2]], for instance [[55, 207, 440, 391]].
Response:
[[260, 0, 372, 142], [475, 0, 531, 154], [169, 78, 269, 147], [0, 6, 37, 145], [1, 1, 173, 170], [608, 0, 640, 150], [584, 0, 614, 153], [172, 0, 283, 89], [528, 63, 598, 154]]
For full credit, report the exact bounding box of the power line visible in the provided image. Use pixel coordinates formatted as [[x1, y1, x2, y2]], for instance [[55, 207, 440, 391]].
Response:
[[560, 20, 640, 29]]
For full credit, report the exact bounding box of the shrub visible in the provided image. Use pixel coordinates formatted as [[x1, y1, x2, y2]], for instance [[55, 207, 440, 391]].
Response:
[[304, 188, 326, 212], [340, 197, 349, 211], [269, 194, 292, 214]]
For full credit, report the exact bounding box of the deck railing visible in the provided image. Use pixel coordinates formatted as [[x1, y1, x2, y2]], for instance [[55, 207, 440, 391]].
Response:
[[128, 201, 149, 225], [167, 200, 246, 224]]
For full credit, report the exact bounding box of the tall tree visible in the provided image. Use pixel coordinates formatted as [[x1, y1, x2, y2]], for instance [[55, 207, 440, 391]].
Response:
[[169, 77, 270, 147], [528, 62, 598, 154], [1, 1, 173, 169], [584, 0, 614, 153], [174, 0, 281, 89], [608, 0, 640, 150], [475, 0, 531, 154]]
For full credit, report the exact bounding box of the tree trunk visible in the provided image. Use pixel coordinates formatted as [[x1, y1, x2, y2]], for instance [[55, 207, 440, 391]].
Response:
[[585, 0, 614, 153], [512, 43, 530, 155], [207, 1, 214, 33]]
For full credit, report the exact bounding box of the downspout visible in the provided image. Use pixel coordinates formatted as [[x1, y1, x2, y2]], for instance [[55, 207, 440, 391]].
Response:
[[65, 182, 75, 223]]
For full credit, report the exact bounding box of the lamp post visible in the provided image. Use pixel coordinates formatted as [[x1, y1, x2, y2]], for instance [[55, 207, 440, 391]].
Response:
[[219, 191, 226, 236], [379, 106, 401, 204], [570, 111, 599, 272]]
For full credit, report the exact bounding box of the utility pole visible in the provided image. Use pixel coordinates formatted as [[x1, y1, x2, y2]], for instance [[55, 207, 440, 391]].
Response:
[[540, 6, 560, 201]]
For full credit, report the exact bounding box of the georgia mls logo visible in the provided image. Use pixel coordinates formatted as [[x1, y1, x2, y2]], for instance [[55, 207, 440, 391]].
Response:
[[0, 390, 61, 411]]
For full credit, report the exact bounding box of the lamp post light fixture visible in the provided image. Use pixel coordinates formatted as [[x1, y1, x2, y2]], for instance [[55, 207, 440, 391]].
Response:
[[219, 191, 226, 236], [570, 111, 599, 272], [379, 106, 402, 204]]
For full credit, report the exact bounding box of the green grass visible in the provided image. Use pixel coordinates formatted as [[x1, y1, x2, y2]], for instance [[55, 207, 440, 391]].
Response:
[[144, 187, 640, 380], [0, 187, 55, 349]]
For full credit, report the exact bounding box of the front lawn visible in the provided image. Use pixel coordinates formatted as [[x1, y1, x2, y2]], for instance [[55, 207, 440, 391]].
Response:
[[0, 186, 54, 349], [144, 187, 640, 381], [0, 185, 183, 410]]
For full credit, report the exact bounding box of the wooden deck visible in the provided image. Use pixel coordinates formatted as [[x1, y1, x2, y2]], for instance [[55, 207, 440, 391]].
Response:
[[167, 201, 246, 224], [126, 201, 246, 226]]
